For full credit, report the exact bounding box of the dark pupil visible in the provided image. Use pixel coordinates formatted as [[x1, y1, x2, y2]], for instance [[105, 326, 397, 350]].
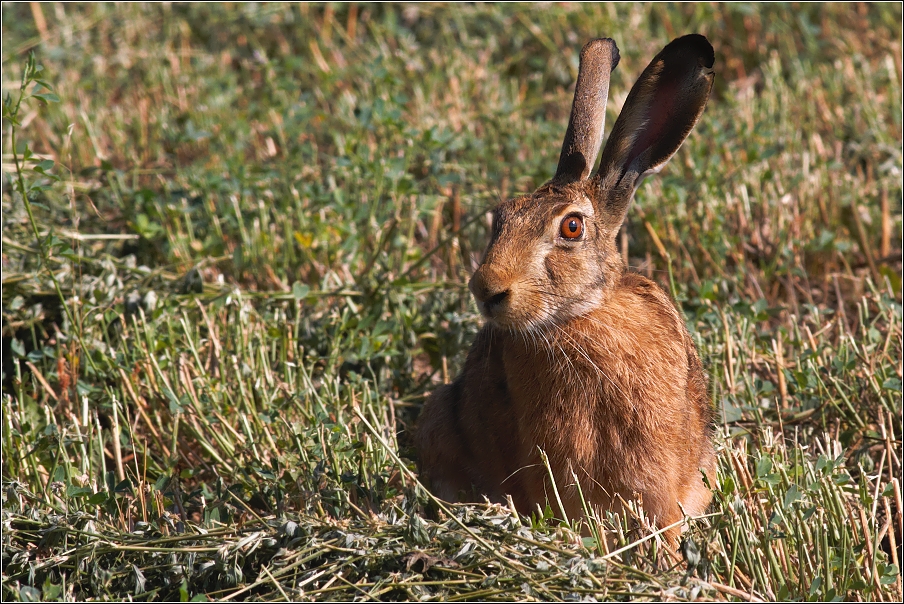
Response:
[[568, 220, 578, 233]]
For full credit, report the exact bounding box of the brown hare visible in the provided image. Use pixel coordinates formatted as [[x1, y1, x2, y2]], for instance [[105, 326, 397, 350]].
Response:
[[415, 34, 716, 542]]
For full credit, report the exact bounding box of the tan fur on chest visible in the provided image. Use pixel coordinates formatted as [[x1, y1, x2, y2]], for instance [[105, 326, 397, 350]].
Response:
[[495, 278, 705, 518]]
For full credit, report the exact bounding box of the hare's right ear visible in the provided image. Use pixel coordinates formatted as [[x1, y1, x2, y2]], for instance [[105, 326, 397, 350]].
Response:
[[553, 38, 620, 184], [594, 34, 715, 232]]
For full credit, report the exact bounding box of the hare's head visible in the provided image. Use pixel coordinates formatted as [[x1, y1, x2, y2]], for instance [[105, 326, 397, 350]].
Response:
[[469, 35, 714, 329]]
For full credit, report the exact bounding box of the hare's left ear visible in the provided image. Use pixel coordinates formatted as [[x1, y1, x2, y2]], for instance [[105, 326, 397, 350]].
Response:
[[553, 38, 620, 184], [593, 34, 714, 230]]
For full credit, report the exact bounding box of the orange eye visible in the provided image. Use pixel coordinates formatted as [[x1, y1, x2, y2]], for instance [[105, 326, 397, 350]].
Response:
[[560, 215, 584, 239]]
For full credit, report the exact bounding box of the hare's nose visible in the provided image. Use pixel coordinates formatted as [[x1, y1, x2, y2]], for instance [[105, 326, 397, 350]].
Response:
[[469, 267, 511, 316], [483, 289, 510, 311], [474, 286, 510, 318]]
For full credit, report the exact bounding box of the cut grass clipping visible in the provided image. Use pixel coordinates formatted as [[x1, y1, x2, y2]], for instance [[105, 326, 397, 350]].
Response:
[[2, 3, 902, 602]]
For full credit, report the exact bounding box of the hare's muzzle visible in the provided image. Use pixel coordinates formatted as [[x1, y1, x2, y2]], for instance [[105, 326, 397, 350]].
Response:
[[469, 266, 511, 320]]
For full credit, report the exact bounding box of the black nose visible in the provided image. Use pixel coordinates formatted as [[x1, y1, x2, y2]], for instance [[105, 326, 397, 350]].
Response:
[[483, 289, 510, 312]]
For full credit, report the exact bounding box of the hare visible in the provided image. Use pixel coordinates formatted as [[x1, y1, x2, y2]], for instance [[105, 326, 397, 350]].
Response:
[[415, 34, 717, 542]]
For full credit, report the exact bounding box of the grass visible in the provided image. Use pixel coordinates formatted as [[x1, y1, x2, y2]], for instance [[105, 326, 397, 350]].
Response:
[[2, 3, 902, 601]]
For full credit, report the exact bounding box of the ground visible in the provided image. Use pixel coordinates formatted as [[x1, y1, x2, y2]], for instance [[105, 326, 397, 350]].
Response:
[[2, 3, 902, 601]]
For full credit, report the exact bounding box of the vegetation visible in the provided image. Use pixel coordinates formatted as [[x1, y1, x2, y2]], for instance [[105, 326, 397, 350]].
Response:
[[2, 3, 901, 601]]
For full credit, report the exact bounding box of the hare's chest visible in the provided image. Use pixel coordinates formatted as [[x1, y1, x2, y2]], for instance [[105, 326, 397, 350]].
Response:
[[501, 357, 602, 462], [501, 336, 650, 463]]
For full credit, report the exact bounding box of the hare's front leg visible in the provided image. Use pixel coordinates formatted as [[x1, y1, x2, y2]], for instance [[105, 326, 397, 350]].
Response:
[[414, 381, 476, 501]]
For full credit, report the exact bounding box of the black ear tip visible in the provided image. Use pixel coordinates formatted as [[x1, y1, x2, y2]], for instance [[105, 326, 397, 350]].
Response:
[[664, 33, 715, 69], [606, 38, 621, 71], [583, 37, 620, 71]]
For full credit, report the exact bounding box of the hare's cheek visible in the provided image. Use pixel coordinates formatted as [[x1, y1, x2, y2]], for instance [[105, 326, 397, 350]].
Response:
[[510, 289, 550, 325], [543, 250, 588, 295], [542, 249, 606, 319]]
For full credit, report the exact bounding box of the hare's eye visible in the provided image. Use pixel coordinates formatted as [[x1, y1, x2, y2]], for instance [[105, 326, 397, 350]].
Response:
[[560, 215, 584, 240]]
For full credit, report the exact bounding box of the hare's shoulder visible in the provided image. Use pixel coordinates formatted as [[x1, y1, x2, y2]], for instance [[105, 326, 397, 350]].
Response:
[[617, 271, 679, 307], [589, 271, 694, 357], [601, 272, 706, 392], [608, 270, 684, 318]]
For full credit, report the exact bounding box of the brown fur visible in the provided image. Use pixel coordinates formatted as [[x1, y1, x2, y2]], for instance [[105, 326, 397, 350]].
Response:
[[415, 35, 717, 543]]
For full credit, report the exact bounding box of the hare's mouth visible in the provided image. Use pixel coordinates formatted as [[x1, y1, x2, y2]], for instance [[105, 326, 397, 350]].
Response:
[[471, 271, 573, 329], [478, 284, 605, 332], [478, 288, 538, 326], [478, 290, 554, 330], [481, 290, 510, 316]]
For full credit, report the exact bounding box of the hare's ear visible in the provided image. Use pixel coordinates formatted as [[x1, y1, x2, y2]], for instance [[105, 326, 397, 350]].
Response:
[[553, 38, 620, 184], [594, 34, 714, 230]]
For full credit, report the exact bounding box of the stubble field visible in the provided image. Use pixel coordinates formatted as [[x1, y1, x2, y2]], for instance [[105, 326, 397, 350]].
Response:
[[2, 3, 902, 601]]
